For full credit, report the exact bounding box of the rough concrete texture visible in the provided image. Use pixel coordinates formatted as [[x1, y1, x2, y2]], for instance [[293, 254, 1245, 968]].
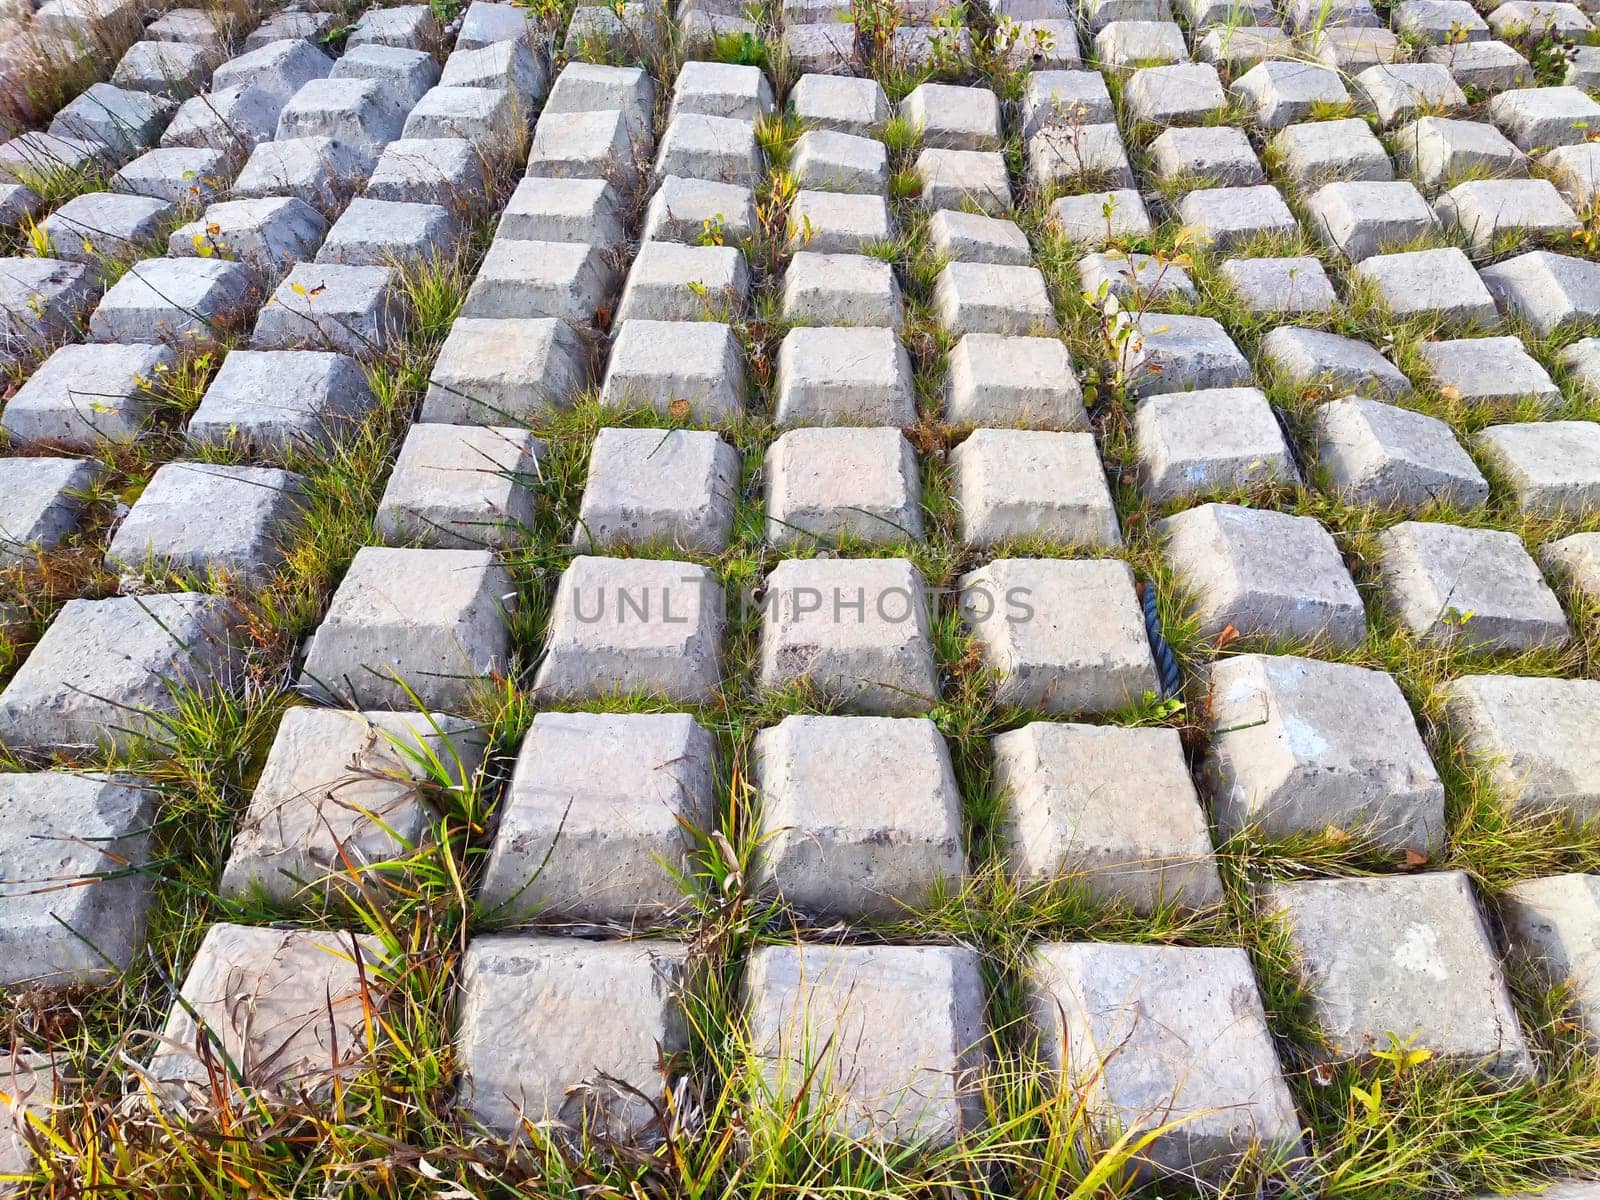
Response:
[[575, 427, 740, 554], [1500, 873, 1600, 1046], [1135, 387, 1300, 503], [951, 428, 1119, 548]]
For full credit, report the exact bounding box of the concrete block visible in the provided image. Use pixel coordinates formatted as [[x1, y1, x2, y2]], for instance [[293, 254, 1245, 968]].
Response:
[[1046, 188, 1152, 246], [1259, 325, 1412, 399], [1157, 502, 1367, 647], [775, 325, 917, 427], [1000, 18, 1083, 69], [1489, 85, 1600, 150], [347, 4, 441, 51], [48, 84, 173, 160], [1270, 118, 1393, 189], [1501, 873, 1600, 1046], [1093, 19, 1188, 65], [0, 257, 97, 366], [111, 146, 230, 208], [366, 137, 488, 208], [1480, 250, 1600, 336], [1174, 185, 1298, 252], [0, 133, 98, 191], [789, 72, 888, 135], [422, 317, 588, 425], [2, 341, 173, 449], [918, 147, 1013, 215], [1314, 395, 1488, 511], [330, 43, 441, 107], [1206, 652, 1442, 849], [458, 0, 534, 48], [1541, 142, 1600, 209], [533, 555, 725, 705], [671, 60, 772, 123], [1021, 69, 1113, 137], [1442, 673, 1600, 820], [599, 318, 745, 423], [506, 176, 627, 247], [1541, 530, 1600, 600], [1219, 256, 1337, 315], [1306, 179, 1435, 260], [926, 209, 1029, 265], [161, 82, 281, 153], [758, 556, 938, 714], [401, 87, 516, 153], [375, 423, 541, 548], [1123, 63, 1227, 125], [899, 82, 1002, 150], [1435, 178, 1578, 251], [951, 428, 1118, 548], [563, 1, 669, 62], [1311, 24, 1399, 69], [575, 427, 739, 554], [170, 195, 328, 283], [1353, 247, 1498, 324], [461, 239, 614, 324], [945, 333, 1087, 429], [298, 546, 512, 710], [1149, 125, 1262, 185], [187, 347, 377, 457], [1489, 0, 1593, 36], [1394, 115, 1527, 192], [439, 40, 546, 104], [644, 175, 756, 244], [616, 240, 747, 322], [1194, 24, 1293, 72], [782, 250, 902, 329], [253, 261, 403, 357], [934, 261, 1056, 337], [0, 457, 100, 566], [0, 593, 239, 755], [112, 40, 214, 98], [1232, 60, 1351, 130], [766, 426, 921, 547], [316, 198, 457, 267], [788, 189, 892, 254], [231, 137, 371, 213], [213, 38, 333, 107], [1393, 0, 1489, 42], [88, 256, 254, 345], [246, 11, 340, 49], [1134, 386, 1299, 504], [754, 715, 964, 919], [1354, 62, 1467, 126], [276, 76, 406, 155], [1125, 312, 1252, 397], [654, 113, 761, 186], [791, 129, 888, 195], [1476, 421, 1600, 516], [1424, 39, 1532, 92], [1419, 334, 1559, 410]]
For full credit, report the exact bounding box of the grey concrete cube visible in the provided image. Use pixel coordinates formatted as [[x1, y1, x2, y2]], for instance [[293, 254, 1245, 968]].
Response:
[[422, 317, 588, 425], [599, 319, 746, 423], [1232, 60, 1349, 129], [49, 84, 173, 160], [1135, 387, 1299, 504], [461, 239, 614, 324], [0, 257, 98, 366], [533, 555, 725, 706], [934, 261, 1055, 338], [213, 38, 333, 106], [375, 423, 540, 549], [945, 334, 1086, 430], [1539, 142, 1600, 210], [951, 429, 1118, 548], [1219, 256, 1337, 315], [1489, 0, 1593, 36], [478, 712, 715, 922], [788, 189, 892, 254], [1027, 943, 1304, 1179], [366, 137, 487, 208], [782, 21, 856, 74], [1423, 39, 1532, 92], [147, 925, 390, 1106], [187, 348, 376, 457], [220, 709, 487, 907], [275, 77, 406, 154], [655, 113, 761, 186], [1093, 19, 1188, 65], [775, 325, 917, 427], [1489, 85, 1600, 151], [1021, 69, 1113, 136], [670, 60, 772, 123], [298, 546, 512, 710], [1265, 872, 1534, 1078], [899, 82, 1001, 150], [401, 87, 515, 153], [782, 251, 902, 329], [1419, 335, 1559, 411], [1047, 189, 1152, 246], [1542, 530, 1600, 600], [0, 772, 154, 988], [457, 0, 534, 47], [1159, 502, 1367, 648], [439, 40, 545, 104], [961, 557, 1157, 715], [1354, 62, 1467, 126], [2, 341, 173, 449], [1480, 251, 1600, 336], [758, 556, 938, 714], [790, 72, 888, 135], [1080, 250, 1195, 307], [766, 426, 921, 548], [0, 133, 99, 191], [1314, 396, 1487, 511], [1394, 115, 1527, 193], [1377, 520, 1569, 650], [0, 457, 100, 566], [1174, 185, 1299, 252], [996, 723, 1222, 912], [1270, 118, 1393, 190], [1026, 125, 1132, 195], [745, 944, 985, 1145], [253, 262, 403, 357], [331, 43, 441, 107], [645, 175, 756, 244], [112, 39, 214, 98], [1306, 179, 1436, 260], [106, 461, 307, 587], [1435, 178, 1578, 251], [0, 592, 239, 755], [1195, 25, 1292, 72], [1149, 126, 1261, 186], [111, 146, 230, 208], [231, 137, 371, 213], [1126, 313, 1252, 397], [926, 209, 1029, 265], [1353, 247, 1498, 325], [505, 176, 626, 247], [170, 196, 328, 282], [246, 11, 340, 49], [917, 147, 1013, 215], [348, 4, 441, 50], [754, 715, 964, 919], [1123, 63, 1227, 125], [544, 62, 655, 130], [1501, 873, 1600, 1046], [316, 198, 456, 267], [575, 427, 739, 554], [1206, 652, 1442, 849], [1260, 326, 1411, 399], [1442, 673, 1600, 821], [1476, 420, 1600, 516], [88, 256, 255, 345], [526, 109, 646, 192], [1312, 25, 1400, 69], [616, 241, 746, 322], [792, 130, 889, 194], [160, 83, 281, 153]]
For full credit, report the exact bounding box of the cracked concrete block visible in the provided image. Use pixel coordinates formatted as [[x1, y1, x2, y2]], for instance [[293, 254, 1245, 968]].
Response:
[[789, 72, 889, 135], [1306, 179, 1435, 260], [1260, 325, 1412, 398], [1501, 873, 1600, 1046], [1434, 178, 1578, 251], [918, 147, 1014, 215], [479, 712, 714, 921], [951, 428, 1119, 548], [1265, 872, 1534, 1078], [1205, 652, 1442, 849], [745, 944, 986, 1145], [599, 319, 746, 423], [461, 239, 615, 324], [1271, 118, 1393, 189], [782, 250, 903, 329], [2, 340, 172, 449], [1313, 395, 1488, 511], [1418, 335, 1559, 411], [945, 334, 1087, 429], [1489, 85, 1600, 150], [169, 195, 328, 282], [574, 427, 739, 554], [0, 772, 154, 988], [754, 715, 964, 919], [88, 256, 254, 345], [0, 592, 239, 755], [1134, 387, 1299, 504], [187, 347, 377, 457], [1353, 247, 1498, 324], [298, 546, 512, 710], [220, 709, 487, 907], [1219, 255, 1337, 315], [422, 317, 588, 425], [1475, 420, 1600, 516], [765, 426, 922, 547], [1442, 673, 1600, 821], [375, 423, 541, 549], [533, 555, 725, 705], [1027, 942, 1304, 1180], [106, 461, 307, 587], [644, 174, 755, 244], [961, 557, 1157, 715], [758, 556, 938, 714], [0, 458, 100, 566], [654, 113, 761, 186], [616, 240, 747, 322], [775, 325, 917, 427], [276, 76, 407, 152], [1377, 520, 1569, 650], [253, 261, 404, 357], [1158, 502, 1367, 648]]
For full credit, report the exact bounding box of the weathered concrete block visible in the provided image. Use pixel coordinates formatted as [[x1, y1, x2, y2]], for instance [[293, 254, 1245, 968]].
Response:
[[1126, 313, 1252, 397], [1501, 873, 1600, 1046], [1232, 60, 1349, 129], [111, 146, 229, 208], [461, 239, 614, 323], [996, 724, 1221, 912], [926, 209, 1028, 265], [1490, 0, 1593, 36], [766, 426, 922, 547], [170, 195, 328, 282], [1135, 386, 1299, 504], [1393, 0, 1489, 42], [1354, 62, 1466, 126], [188, 348, 377, 457], [106, 461, 307, 587], [1314, 396, 1487, 511], [112, 39, 214, 97], [1047, 188, 1151, 246], [745, 944, 986, 1145], [1021, 69, 1113, 136], [276, 76, 406, 154], [213, 38, 333, 106], [1306, 179, 1435, 260], [1419, 335, 1559, 410], [1083, 0, 1172, 29], [316, 198, 457, 267], [423, 317, 588, 424], [1489, 85, 1600, 150], [366, 137, 487, 208], [2, 341, 172, 449], [375, 423, 540, 549], [1219, 256, 1336, 315], [1540, 142, 1600, 210], [401, 86, 516, 152], [791, 129, 888, 195], [654, 113, 761, 186], [1000, 18, 1083, 68], [89, 256, 254, 345], [1194, 24, 1291, 72], [0, 593, 238, 755], [961, 557, 1157, 715], [790, 72, 888, 135], [533, 555, 724, 706], [0, 133, 98, 191], [1377, 520, 1568, 650], [544, 61, 655, 130], [758, 556, 938, 714], [1027, 943, 1303, 1179], [1475, 420, 1600, 516], [788, 189, 892, 254], [645, 174, 755, 244], [161, 83, 281, 152], [457, 936, 687, 1137], [505, 176, 626, 247], [754, 715, 964, 919], [1435, 178, 1578, 251], [457, 0, 534, 49], [0, 458, 100, 567], [1260, 326, 1411, 398], [478, 713, 714, 922], [616, 240, 746, 322], [1265, 872, 1534, 1078], [1542, 530, 1600, 600], [775, 325, 916, 427], [348, 4, 441, 50], [1093, 18, 1188, 65], [1424, 39, 1531, 92], [147, 924, 391, 1105], [221, 709, 486, 907], [1353, 247, 1498, 324], [952, 428, 1118, 548], [782, 250, 903, 329], [330, 43, 441, 107], [900, 82, 1001, 150], [575, 427, 739, 554], [299, 546, 512, 710], [0, 257, 98, 366], [1158, 503, 1367, 648], [599, 318, 746, 423], [670, 60, 772, 123], [1027, 123, 1134, 195], [0, 772, 154, 988], [246, 10, 340, 49], [1441, 674, 1600, 821], [1174, 185, 1298, 252], [1124, 63, 1227, 125], [1395, 115, 1527, 192], [934, 261, 1056, 337], [231, 137, 370, 213], [945, 334, 1087, 429], [439, 40, 545, 104], [1312, 24, 1400, 69], [918, 147, 1014, 215], [49, 84, 172, 160], [253, 262, 403, 357], [1149, 126, 1261, 186], [1270, 118, 1393, 190], [1480, 250, 1600, 336], [563, 0, 669, 61]]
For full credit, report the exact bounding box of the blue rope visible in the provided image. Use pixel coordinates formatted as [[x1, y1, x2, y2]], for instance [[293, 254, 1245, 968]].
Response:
[[1142, 579, 1182, 700]]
